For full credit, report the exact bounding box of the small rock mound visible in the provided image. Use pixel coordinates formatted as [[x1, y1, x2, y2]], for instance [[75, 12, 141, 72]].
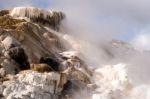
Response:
[[0, 7, 94, 99], [30, 63, 53, 72]]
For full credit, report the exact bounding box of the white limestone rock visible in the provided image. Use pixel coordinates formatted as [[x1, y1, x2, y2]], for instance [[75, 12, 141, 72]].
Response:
[[3, 71, 65, 99], [59, 51, 78, 58], [10, 7, 54, 20], [92, 63, 132, 99], [1, 36, 20, 50], [10, 7, 64, 28]]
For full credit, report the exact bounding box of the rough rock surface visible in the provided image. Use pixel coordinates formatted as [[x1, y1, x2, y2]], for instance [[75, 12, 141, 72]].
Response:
[[7, 46, 30, 70], [0, 68, 6, 78], [0, 11, 65, 63], [92, 63, 132, 99], [2, 71, 64, 99], [1, 36, 20, 50], [10, 7, 65, 29], [0, 7, 69, 99], [1, 59, 19, 74]]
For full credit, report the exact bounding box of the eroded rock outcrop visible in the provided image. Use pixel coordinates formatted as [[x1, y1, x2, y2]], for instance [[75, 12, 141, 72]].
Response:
[[1, 59, 19, 74], [1, 36, 20, 50], [0, 8, 68, 98], [0, 10, 9, 16], [2, 71, 64, 99], [0, 7, 93, 99], [7, 47, 30, 70], [10, 7, 65, 30], [40, 57, 60, 71]]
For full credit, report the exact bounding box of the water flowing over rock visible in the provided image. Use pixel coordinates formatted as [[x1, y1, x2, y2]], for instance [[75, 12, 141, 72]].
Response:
[[10, 7, 65, 29]]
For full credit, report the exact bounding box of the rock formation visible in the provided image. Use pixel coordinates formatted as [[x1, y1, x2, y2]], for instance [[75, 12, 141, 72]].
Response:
[[2, 71, 63, 99], [0, 7, 92, 99], [40, 57, 60, 71], [30, 63, 53, 72], [10, 7, 65, 30], [7, 47, 30, 70]]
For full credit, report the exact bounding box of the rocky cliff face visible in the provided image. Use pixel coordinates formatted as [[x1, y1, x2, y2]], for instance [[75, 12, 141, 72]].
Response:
[[0, 7, 93, 99], [0, 8, 65, 62]]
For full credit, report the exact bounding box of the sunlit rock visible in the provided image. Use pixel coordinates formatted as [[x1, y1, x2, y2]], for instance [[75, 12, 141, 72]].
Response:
[[3, 71, 66, 99], [10, 7, 65, 29], [1, 36, 20, 50]]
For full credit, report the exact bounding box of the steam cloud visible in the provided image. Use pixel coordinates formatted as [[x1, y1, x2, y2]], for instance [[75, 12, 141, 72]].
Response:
[[47, 0, 150, 42], [132, 32, 150, 51]]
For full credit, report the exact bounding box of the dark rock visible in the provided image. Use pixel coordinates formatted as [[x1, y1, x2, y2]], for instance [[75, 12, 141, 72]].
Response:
[[61, 80, 86, 98], [7, 47, 30, 70], [0, 10, 9, 16], [40, 57, 60, 71]]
